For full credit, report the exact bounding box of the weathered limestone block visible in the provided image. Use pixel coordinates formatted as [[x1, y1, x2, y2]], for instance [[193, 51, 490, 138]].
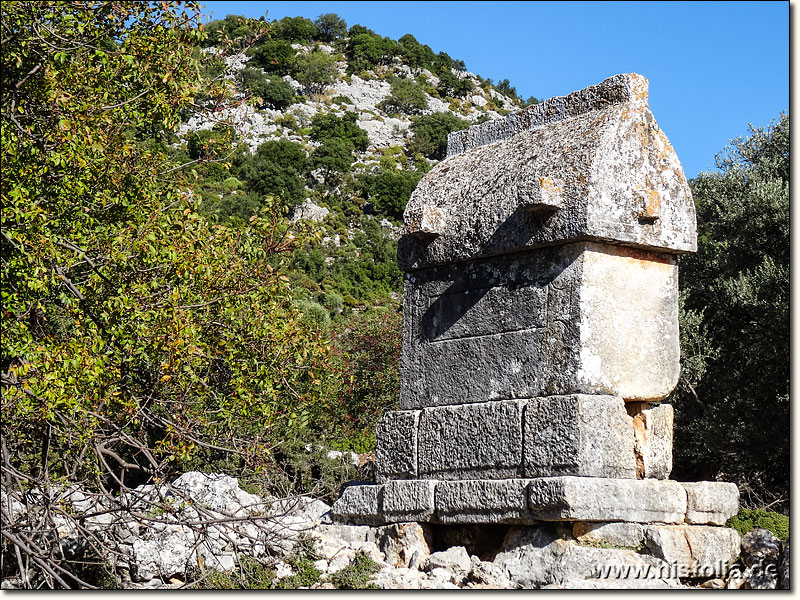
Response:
[[643, 525, 741, 577], [377, 523, 433, 569], [400, 242, 679, 408], [382, 480, 435, 522], [524, 395, 636, 479], [417, 400, 524, 479], [375, 410, 418, 482], [682, 482, 739, 525], [572, 522, 644, 548], [434, 479, 533, 524], [331, 484, 384, 525], [527, 477, 687, 524], [626, 402, 673, 479]]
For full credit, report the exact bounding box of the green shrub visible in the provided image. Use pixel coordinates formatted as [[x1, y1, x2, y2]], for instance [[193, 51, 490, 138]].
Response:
[[273, 16, 317, 43], [727, 508, 789, 540], [249, 39, 296, 75], [269, 441, 359, 502], [191, 556, 277, 589], [346, 32, 399, 73], [409, 112, 471, 160], [296, 299, 331, 328], [381, 76, 428, 115], [328, 551, 381, 589], [294, 50, 338, 94], [237, 67, 295, 109], [312, 138, 354, 180], [310, 111, 369, 152], [314, 13, 347, 42], [239, 139, 309, 206], [361, 167, 423, 219], [437, 69, 474, 99]]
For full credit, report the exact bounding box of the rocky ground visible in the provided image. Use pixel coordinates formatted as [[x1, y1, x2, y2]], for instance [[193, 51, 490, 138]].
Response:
[[1, 472, 789, 590]]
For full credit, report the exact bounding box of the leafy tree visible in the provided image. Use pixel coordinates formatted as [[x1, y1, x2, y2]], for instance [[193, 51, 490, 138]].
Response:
[[398, 33, 437, 71], [347, 32, 399, 73], [240, 140, 309, 206], [671, 114, 789, 510], [314, 13, 347, 42], [272, 16, 317, 42], [237, 67, 295, 109], [310, 111, 369, 152], [249, 39, 296, 75], [348, 24, 376, 37], [361, 168, 425, 220], [381, 77, 428, 115], [311, 138, 354, 180], [203, 14, 268, 48], [496, 78, 519, 100], [408, 112, 471, 160], [437, 69, 475, 99], [293, 50, 338, 94], [1, 1, 332, 587], [525, 95, 541, 106]]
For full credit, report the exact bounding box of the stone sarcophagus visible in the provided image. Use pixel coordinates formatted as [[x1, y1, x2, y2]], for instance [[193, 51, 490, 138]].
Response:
[[333, 74, 738, 533]]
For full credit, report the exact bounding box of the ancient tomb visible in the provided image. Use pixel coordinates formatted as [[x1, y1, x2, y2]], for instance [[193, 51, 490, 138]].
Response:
[[333, 74, 738, 534]]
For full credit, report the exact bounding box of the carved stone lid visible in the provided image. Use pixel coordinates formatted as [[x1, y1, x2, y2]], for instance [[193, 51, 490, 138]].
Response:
[[399, 73, 696, 271]]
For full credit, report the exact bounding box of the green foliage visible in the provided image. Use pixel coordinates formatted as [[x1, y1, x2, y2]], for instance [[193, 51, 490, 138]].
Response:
[[295, 298, 332, 329], [671, 114, 789, 508], [192, 556, 277, 589], [269, 441, 359, 501], [237, 67, 295, 109], [203, 14, 267, 48], [727, 509, 789, 541], [496, 78, 519, 101], [1, 0, 333, 514], [293, 50, 338, 94], [346, 32, 399, 73], [409, 112, 471, 160], [312, 138, 354, 180], [361, 167, 424, 220], [314, 13, 347, 42], [328, 551, 381, 589], [381, 77, 428, 115], [397, 33, 438, 71], [321, 306, 401, 447], [310, 111, 369, 152], [272, 16, 318, 43], [437, 69, 474, 99], [239, 140, 309, 206], [249, 39, 296, 75]]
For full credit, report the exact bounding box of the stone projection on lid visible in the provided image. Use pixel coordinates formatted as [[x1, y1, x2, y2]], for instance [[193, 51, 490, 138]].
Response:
[[398, 73, 691, 409]]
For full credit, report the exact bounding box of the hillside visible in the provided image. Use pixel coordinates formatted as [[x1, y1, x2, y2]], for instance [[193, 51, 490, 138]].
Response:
[[176, 14, 534, 309]]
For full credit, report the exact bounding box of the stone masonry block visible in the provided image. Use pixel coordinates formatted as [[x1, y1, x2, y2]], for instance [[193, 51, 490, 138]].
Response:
[[382, 480, 435, 522], [435, 479, 534, 524], [626, 402, 673, 479], [682, 482, 739, 526], [524, 395, 636, 479], [418, 400, 524, 479], [572, 522, 644, 548], [331, 484, 385, 526], [400, 243, 679, 409], [527, 477, 687, 524], [643, 525, 741, 577], [375, 410, 419, 482]]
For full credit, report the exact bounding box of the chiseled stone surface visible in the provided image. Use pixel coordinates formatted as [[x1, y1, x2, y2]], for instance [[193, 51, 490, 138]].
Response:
[[400, 243, 679, 408], [642, 525, 741, 577], [626, 402, 673, 479], [434, 479, 534, 524], [331, 484, 385, 525], [524, 395, 635, 479], [375, 410, 419, 482], [527, 476, 687, 524], [401, 72, 696, 273], [682, 481, 739, 525], [382, 480, 435, 522], [417, 400, 525, 479], [572, 522, 644, 548]]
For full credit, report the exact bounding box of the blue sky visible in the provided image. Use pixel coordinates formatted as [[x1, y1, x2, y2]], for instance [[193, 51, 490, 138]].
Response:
[[198, 1, 788, 179]]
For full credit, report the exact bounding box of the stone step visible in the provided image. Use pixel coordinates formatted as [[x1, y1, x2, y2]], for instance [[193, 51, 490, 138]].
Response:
[[332, 477, 738, 527]]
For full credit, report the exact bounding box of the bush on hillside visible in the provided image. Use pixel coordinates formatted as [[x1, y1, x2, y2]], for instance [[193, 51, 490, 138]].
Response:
[[381, 76, 428, 115], [408, 112, 471, 160], [237, 67, 295, 109], [314, 13, 347, 42]]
